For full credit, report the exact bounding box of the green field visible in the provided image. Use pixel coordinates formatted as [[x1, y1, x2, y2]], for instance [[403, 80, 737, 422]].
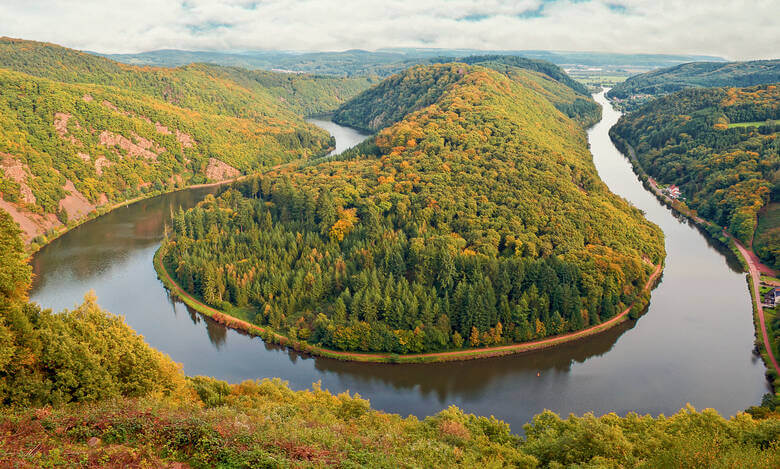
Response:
[[728, 119, 780, 128], [755, 202, 780, 269]]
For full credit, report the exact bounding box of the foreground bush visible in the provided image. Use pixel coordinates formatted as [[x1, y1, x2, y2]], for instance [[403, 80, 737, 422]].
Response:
[[0, 293, 186, 407], [1, 377, 778, 468]]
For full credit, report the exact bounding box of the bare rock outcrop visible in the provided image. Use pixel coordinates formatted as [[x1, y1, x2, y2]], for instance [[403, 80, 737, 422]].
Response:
[[0, 198, 61, 242], [53, 112, 81, 145], [205, 158, 240, 181], [99, 131, 161, 161], [0, 154, 36, 205], [58, 180, 95, 221]]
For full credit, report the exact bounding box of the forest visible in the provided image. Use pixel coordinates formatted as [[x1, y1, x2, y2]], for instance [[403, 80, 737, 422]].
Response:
[[0, 38, 371, 245], [102, 46, 722, 78], [333, 56, 600, 132], [608, 59, 780, 111], [611, 84, 780, 267], [1, 206, 778, 467], [162, 63, 665, 354]]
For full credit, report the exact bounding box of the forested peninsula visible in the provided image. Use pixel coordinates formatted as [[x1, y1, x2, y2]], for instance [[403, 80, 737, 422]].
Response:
[[160, 62, 665, 356]]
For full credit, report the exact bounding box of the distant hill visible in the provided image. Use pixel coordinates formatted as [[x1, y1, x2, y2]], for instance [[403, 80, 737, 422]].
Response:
[[333, 56, 600, 132], [99, 47, 723, 78], [0, 37, 373, 117], [0, 38, 370, 246], [608, 59, 780, 110]]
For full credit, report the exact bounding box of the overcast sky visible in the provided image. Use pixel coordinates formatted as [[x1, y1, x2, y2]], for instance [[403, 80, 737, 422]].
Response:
[[2, 0, 777, 60]]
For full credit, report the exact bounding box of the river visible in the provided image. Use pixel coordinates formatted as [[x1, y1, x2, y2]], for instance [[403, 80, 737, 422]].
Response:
[[30, 93, 769, 430]]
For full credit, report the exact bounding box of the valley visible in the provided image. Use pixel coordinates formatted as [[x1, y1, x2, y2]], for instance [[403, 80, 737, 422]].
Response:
[[0, 20, 778, 464], [28, 93, 768, 431]]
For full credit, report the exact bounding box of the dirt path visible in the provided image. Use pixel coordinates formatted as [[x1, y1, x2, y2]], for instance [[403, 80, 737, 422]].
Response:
[[157, 249, 662, 362], [730, 235, 780, 377]]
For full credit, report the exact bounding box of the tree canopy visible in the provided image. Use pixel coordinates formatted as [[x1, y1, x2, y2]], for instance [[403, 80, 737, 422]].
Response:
[[611, 84, 780, 266], [163, 63, 664, 354]]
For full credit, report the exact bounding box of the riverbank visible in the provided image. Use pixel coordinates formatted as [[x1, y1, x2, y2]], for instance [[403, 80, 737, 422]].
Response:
[[24, 174, 256, 256], [155, 245, 662, 364], [609, 133, 780, 391]]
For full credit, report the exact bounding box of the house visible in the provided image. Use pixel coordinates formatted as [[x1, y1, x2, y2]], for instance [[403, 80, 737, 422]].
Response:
[[664, 184, 681, 199], [764, 287, 780, 307]]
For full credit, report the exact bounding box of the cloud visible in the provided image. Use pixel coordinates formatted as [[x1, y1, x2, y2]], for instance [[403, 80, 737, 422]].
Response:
[[0, 0, 776, 60]]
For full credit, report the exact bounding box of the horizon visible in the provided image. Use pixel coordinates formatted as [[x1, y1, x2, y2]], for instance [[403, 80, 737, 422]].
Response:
[[98, 45, 728, 61], [2, 1, 778, 61]]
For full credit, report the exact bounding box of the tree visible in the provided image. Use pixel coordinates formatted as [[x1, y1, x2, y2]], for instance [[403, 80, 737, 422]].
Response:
[[469, 326, 480, 347]]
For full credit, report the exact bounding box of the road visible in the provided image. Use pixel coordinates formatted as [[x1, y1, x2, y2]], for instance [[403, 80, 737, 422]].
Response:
[[730, 235, 780, 377]]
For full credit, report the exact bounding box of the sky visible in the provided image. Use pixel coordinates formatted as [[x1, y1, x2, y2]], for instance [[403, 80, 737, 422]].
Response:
[[1, 0, 777, 60]]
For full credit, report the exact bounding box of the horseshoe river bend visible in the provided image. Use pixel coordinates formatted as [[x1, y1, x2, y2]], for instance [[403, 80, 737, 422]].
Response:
[[29, 91, 769, 430]]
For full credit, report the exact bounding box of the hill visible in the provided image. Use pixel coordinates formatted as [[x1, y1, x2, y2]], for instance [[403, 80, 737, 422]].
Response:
[[0, 38, 370, 247], [608, 59, 780, 110], [610, 84, 780, 266], [101, 46, 723, 77], [333, 57, 599, 133], [161, 63, 664, 355]]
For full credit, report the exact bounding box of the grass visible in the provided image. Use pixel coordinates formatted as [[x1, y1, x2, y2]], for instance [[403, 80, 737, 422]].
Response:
[[762, 274, 780, 284], [728, 119, 780, 128], [754, 202, 780, 269]]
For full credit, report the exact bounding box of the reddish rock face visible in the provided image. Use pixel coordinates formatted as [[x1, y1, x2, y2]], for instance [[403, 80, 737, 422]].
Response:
[[175, 129, 195, 148], [0, 198, 61, 242], [59, 179, 96, 221], [53, 112, 81, 145], [99, 130, 161, 161], [205, 158, 240, 181], [0, 154, 36, 204]]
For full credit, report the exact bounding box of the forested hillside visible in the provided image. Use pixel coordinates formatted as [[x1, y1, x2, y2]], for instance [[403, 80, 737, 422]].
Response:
[[0, 38, 371, 247], [162, 63, 664, 355], [0, 37, 372, 119], [608, 59, 780, 111], [333, 57, 599, 132], [611, 84, 780, 266], [102, 46, 722, 78]]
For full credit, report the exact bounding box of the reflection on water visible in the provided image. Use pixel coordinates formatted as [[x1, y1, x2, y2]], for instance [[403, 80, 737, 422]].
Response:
[[30, 112, 768, 431], [306, 117, 369, 155]]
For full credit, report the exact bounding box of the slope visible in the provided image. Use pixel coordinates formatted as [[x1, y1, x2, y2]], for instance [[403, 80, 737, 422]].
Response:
[[608, 59, 780, 110], [0, 37, 371, 120], [0, 38, 371, 247], [610, 84, 780, 265], [333, 56, 600, 132]]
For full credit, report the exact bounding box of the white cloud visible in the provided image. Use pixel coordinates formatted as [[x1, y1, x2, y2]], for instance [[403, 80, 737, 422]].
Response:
[[0, 0, 776, 60]]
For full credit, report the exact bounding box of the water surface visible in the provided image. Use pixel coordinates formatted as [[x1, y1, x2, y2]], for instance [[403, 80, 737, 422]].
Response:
[[31, 99, 768, 430], [306, 117, 368, 156]]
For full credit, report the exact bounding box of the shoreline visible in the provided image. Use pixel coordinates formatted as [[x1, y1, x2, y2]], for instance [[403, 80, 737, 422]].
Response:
[[609, 133, 780, 390], [24, 174, 251, 257], [154, 245, 662, 364]]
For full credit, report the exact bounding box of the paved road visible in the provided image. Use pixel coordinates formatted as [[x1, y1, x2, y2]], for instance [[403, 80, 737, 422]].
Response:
[[732, 236, 780, 378], [627, 140, 779, 380]]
